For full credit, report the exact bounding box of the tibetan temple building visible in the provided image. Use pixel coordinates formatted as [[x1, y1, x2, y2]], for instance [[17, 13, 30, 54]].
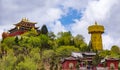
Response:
[[2, 18, 39, 39], [61, 52, 120, 70]]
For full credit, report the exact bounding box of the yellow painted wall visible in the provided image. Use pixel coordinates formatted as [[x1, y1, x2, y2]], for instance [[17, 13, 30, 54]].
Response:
[[88, 23, 104, 51]]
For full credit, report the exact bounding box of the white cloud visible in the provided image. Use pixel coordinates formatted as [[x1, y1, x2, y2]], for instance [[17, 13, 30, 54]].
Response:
[[0, 30, 3, 39], [39, 8, 63, 25], [103, 34, 120, 50], [70, 0, 120, 49], [102, 34, 114, 50], [49, 21, 66, 34], [61, 0, 89, 10], [84, 0, 116, 21]]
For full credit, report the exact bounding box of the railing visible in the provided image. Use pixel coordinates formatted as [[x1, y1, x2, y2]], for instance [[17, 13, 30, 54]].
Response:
[[79, 67, 87, 70], [79, 67, 109, 70], [96, 67, 108, 70]]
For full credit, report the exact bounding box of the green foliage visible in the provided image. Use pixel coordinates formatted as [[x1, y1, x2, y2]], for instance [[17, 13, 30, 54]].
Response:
[[48, 32, 56, 40], [27, 36, 41, 47], [16, 56, 37, 70], [30, 48, 40, 63], [56, 32, 88, 52], [73, 34, 89, 52], [111, 45, 120, 54], [99, 45, 120, 59], [56, 46, 79, 57], [38, 34, 49, 49], [92, 53, 102, 66], [41, 24, 48, 35], [79, 43, 88, 52], [3, 37, 15, 48], [1, 43, 8, 52], [43, 50, 54, 60], [57, 31, 72, 46], [110, 45, 120, 58], [15, 36, 19, 44], [99, 50, 111, 57], [0, 49, 16, 70], [73, 34, 84, 47], [22, 29, 38, 37]]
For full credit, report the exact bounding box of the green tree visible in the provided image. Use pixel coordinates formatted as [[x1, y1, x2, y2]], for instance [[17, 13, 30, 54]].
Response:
[[38, 34, 49, 49], [0, 43, 8, 56], [92, 54, 102, 67], [30, 48, 40, 63], [15, 36, 19, 44], [48, 32, 58, 49], [16, 56, 37, 70], [0, 49, 17, 70], [79, 43, 88, 52], [22, 29, 38, 37], [41, 24, 48, 35], [38, 34, 49, 70], [110, 45, 120, 58], [27, 36, 41, 47], [48, 31, 56, 40], [73, 34, 88, 52], [56, 46, 79, 57], [43, 50, 55, 70], [111, 45, 120, 54], [57, 31, 72, 46], [99, 50, 111, 57], [2, 37, 16, 48], [73, 34, 84, 47]]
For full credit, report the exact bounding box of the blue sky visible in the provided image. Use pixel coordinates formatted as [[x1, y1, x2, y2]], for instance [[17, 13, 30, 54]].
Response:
[[0, 0, 120, 49], [59, 8, 82, 25]]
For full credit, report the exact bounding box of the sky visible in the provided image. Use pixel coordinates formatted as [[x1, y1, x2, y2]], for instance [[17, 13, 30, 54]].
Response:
[[0, 0, 120, 50]]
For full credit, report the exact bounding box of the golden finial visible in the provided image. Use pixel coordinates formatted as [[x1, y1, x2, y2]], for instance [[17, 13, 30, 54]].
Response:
[[22, 17, 29, 22], [95, 21, 98, 25]]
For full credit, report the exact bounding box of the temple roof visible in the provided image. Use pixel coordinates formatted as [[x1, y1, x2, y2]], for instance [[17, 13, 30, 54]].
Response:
[[64, 57, 77, 60], [9, 18, 39, 32], [106, 58, 119, 61], [83, 52, 96, 56], [14, 18, 37, 26], [71, 52, 83, 58], [88, 22, 104, 33], [21, 18, 36, 24]]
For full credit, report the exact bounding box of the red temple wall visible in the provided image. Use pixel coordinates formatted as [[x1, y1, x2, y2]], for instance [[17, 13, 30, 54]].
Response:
[[9, 30, 25, 37], [62, 60, 77, 70], [106, 60, 119, 70]]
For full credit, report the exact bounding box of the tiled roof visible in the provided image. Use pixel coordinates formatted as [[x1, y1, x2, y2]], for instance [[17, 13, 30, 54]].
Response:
[[71, 52, 83, 58]]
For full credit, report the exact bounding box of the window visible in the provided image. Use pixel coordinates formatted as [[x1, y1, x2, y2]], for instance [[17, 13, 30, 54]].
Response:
[[69, 63, 74, 69], [110, 63, 115, 70]]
